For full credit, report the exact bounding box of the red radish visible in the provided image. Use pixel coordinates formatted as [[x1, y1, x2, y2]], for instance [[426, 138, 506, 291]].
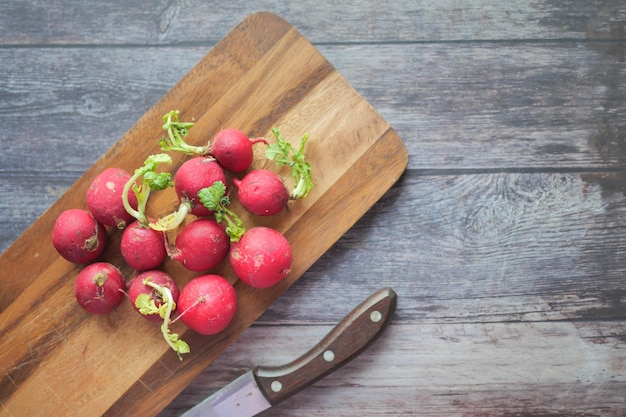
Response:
[[158, 111, 227, 218], [129, 269, 189, 359], [229, 227, 292, 288], [177, 274, 237, 335], [86, 167, 138, 229], [233, 169, 289, 216], [120, 220, 167, 271], [128, 270, 179, 322], [209, 128, 267, 172], [175, 157, 227, 217], [74, 262, 125, 315], [169, 218, 229, 272], [52, 208, 107, 264], [158, 112, 266, 173]]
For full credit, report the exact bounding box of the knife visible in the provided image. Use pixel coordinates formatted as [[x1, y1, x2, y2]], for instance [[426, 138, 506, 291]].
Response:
[[180, 287, 397, 417]]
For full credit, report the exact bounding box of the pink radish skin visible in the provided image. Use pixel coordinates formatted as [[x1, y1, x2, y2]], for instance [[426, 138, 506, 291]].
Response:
[[120, 220, 167, 271], [74, 262, 125, 315], [229, 227, 292, 288], [175, 157, 227, 217], [52, 208, 107, 264], [170, 218, 230, 272], [86, 167, 138, 229], [233, 169, 289, 216], [210, 128, 267, 172], [128, 270, 180, 322], [177, 274, 237, 335]]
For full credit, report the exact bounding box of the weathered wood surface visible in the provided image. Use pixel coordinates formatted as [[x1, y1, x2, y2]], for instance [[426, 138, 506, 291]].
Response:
[[0, 13, 408, 417], [1, 1, 625, 416]]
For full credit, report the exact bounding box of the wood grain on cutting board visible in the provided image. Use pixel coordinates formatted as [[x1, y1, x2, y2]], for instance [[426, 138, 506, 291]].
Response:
[[0, 12, 407, 417]]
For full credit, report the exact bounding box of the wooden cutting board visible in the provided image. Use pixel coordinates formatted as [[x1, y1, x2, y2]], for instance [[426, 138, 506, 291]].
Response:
[[0, 12, 407, 417]]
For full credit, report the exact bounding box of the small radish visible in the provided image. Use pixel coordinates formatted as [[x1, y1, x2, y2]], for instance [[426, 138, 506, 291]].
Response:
[[209, 128, 267, 172], [52, 208, 107, 264], [229, 227, 292, 288], [168, 218, 230, 272], [233, 169, 289, 216], [86, 167, 138, 229], [158, 111, 267, 173], [120, 220, 167, 271], [128, 270, 180, 322], [74, 262, 125, 315], [173, 156, 226, 217], [130, 270, 189, 360], [177, 274, 237, 335]]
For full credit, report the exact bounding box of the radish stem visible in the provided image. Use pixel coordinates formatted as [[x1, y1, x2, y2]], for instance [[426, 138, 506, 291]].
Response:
[[135, 278, 190, 361], [159, 110, 207, 155], [149, 199, 192, 231], [122, 154, 173, 226], [265, 128, 313, 199]]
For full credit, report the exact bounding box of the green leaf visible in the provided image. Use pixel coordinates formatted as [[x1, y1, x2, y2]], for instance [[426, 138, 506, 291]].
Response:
[[198, 181, 246, 242], [135, 294, 160, 316], [265, 129, 293, 166], [141, 279, 190, 361], [123, 153, 173, 225], [169, 334, 191, 356], [198, 181, 226, 212], [226, 223, 246, 242], [144, 171, 173, 191], [265, 129, 313, 199], [159, 110, 207, 155], [265, 145, 290, 165], [142, 153, 172, 172]]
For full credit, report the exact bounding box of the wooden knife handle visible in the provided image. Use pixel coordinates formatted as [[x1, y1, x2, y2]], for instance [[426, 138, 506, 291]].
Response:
[[253, 287, 397, 405]]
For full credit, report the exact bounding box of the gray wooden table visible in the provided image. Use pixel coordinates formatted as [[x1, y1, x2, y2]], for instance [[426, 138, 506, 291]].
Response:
[[1, 1, 625, 416]]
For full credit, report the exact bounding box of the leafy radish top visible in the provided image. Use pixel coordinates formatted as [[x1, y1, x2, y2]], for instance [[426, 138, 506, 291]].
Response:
[[198, 181, 245, 242], [134, 274, 189, 360], [122, 153, 173, 227], [266, 128, 313, 200]]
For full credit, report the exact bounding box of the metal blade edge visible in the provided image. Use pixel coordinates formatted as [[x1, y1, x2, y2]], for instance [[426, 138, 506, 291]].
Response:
[[181, 370, 271, 417]]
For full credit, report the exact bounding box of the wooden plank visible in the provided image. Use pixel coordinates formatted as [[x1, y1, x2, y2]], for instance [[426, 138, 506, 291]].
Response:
[[3, 168, 626, 322], [5, 170, 626, 323], [329, 42, 626, 170], [0, 34, 626, 254], [1, 0, 624, 45], [159, 321, 626, 416], [5, 171, 626, 323], [259, 171, 626, 322], [0, 13, 407, 417], [158, 169, 626, 415], [2, 2, 625, 416], [1, 39, 625, 188]]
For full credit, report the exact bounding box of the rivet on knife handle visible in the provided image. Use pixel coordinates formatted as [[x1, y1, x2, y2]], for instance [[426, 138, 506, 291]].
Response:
[[253, 287, 397, 405]]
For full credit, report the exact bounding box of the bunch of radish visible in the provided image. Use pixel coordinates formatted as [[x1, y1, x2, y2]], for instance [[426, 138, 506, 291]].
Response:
[[51, 110, 313, 360]]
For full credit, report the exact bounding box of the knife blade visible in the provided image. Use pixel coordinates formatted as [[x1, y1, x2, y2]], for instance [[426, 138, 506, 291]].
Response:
[[180, 287, 397, 417]]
